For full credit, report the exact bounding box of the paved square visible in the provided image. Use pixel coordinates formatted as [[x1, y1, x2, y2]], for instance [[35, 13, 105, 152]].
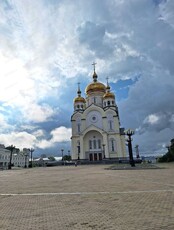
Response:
[[0, 164, 174, 230]]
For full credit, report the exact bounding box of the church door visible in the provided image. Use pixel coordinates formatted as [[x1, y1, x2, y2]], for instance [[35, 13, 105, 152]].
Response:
[[94, 153, 97, 161], [89, 154, 93, 161], [98, 153, 102, 161]]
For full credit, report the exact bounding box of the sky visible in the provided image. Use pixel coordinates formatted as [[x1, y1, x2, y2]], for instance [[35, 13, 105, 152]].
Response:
[[0, 0, 174, 157]]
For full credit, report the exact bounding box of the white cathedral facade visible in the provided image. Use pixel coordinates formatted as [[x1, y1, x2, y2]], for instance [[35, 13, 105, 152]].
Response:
[[71, 66, 127, 161]]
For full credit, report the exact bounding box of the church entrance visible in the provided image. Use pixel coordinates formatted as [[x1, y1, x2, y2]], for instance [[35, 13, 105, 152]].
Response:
[[88, 152, 103, 161], [84, 130, 104, 161]]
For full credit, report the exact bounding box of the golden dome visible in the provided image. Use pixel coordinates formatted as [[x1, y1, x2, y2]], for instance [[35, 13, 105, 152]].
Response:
[[103, 92, 115, 99], [74, 96, 86, 103], [85, 82, 106, 95]]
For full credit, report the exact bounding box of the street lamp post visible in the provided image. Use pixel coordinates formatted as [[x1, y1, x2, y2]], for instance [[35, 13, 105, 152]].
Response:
[[68, 150, 70, 156], [8, 145, 15, 170], [135, 145, 140, 159], [29, 148, 34, 168], [24, 153, 28, 168], [125, 129, 135, 167], [61, 149, 64, 163], [77, 145, 80, 160], [102, 144, 105, 159]]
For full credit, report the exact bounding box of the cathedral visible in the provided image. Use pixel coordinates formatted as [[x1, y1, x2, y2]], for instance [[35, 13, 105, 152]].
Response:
[[71, 64, 127, 161]]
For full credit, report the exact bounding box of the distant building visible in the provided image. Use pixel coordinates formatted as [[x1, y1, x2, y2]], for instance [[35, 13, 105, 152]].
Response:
[[71, 65, 127, 161], [0, 145, 29, 169], [13, 148, 30, 168], [33, 157, 50, 166], [0, 145, 10, 169], [33, 156, 62, 166]]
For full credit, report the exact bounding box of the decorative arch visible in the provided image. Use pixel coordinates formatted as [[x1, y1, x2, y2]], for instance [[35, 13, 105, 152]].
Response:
[[83, 130, 104, 161]]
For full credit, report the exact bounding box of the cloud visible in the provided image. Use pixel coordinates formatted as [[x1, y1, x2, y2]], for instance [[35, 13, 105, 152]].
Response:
[[77, 21, 113, 58], [0, 131, 36, 149], [159, 0, 174, 28], [0, 125, 71, 151], [144, 114, 160, 125], [0, 113, 12, 131], [0, 0, 174, 156], [22, 103, 57, 123], [32, 129, 45, 138], [36, 126, 71, 149], [51, 126, 72, 143], [137, 112, 173, 134]]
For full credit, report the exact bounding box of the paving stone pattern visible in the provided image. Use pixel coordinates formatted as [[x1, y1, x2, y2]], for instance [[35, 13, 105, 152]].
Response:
[[0, 164, 174, 230]]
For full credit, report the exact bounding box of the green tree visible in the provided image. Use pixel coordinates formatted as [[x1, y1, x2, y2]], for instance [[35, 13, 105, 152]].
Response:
[[63, 155, 72, 161], [158, 139, 174, 162], [48, 156, 56, 161]]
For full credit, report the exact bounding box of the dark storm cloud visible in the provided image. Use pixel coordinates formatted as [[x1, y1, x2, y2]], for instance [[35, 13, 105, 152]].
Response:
[[77, 21, 113, 58]]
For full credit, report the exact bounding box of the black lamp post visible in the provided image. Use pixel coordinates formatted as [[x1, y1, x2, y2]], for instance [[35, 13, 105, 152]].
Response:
[[8, 145, 15, 170], [135, 145, 140, 159], [68, 150, 70, 156], [77, 145, 80, 160], [61, 149, 64, 162], [125, 129, 135, 167], [24, 153, 28, 168], [102, 144, 105, 159], [29, 148, 34, 168]]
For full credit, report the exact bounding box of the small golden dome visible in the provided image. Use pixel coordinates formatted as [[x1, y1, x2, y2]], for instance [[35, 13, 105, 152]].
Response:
[[74, 96, 86, 103], [85, 82, 106, 95], [103, 92, 115, 99]]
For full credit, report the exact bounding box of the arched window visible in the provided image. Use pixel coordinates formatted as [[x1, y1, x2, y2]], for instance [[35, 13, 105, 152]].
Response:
[[107, 113, 114, 131], [77, 123, 81, 133], [109, 120, 113, 130], [89, 140, 92, 149], [76, 117, 81, 133], [88, 138, 101, 150], [109, 138, 116, 152], [98, 139, 101, 149], [93, 140, 97, 149], [111, 139, 114, 151]]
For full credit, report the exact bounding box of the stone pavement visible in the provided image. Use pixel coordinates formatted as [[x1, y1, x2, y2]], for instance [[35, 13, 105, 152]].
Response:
[[0, 163, 174, 230]]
